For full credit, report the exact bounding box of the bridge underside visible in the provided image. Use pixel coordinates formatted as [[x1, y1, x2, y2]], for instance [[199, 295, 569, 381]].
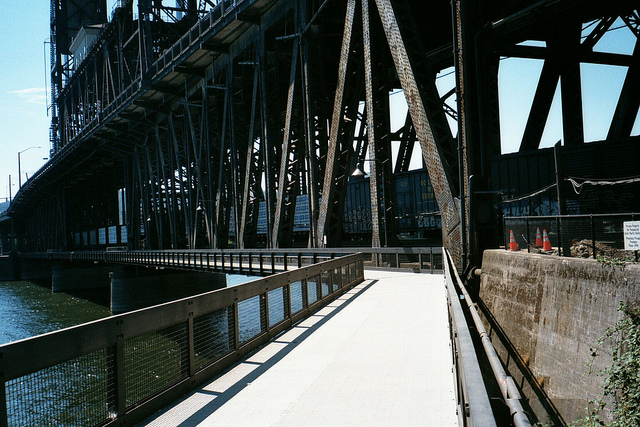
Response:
[[3, 0, 639, 270]]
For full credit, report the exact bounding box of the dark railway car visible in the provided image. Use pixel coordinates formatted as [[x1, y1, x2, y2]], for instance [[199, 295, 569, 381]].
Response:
[[394, 169, 440, 232], [343, 168, 441, 241], [343, 178, 372, 234]]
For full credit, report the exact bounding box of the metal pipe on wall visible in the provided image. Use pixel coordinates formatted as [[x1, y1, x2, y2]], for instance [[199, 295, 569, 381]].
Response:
[[445, 248, 532, 427]]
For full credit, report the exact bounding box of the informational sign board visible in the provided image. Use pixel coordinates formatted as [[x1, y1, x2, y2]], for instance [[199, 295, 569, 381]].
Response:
[[623, 221, 640, 251]]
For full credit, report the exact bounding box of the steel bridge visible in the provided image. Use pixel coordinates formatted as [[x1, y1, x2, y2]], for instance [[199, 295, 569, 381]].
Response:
[[0, 0, 637, 272], [0, 2, 637, 425]]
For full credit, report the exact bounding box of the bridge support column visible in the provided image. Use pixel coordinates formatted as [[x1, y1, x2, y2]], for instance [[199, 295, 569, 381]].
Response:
[[15, 257, 53, 282], [110, 266, 226, 314], [52, 263, 111, 292], [0, 254, 19, 281]]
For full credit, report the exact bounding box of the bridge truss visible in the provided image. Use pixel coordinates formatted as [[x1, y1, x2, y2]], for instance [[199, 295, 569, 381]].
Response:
[[3, 0, 639, 270]]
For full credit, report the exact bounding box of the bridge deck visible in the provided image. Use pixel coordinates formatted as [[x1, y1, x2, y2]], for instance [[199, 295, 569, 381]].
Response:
[[141, 270, 457, 426]]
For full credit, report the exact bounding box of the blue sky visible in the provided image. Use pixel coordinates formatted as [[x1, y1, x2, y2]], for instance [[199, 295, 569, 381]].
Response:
[[0, 3, 637, 201], [0, 2, 51, 201]]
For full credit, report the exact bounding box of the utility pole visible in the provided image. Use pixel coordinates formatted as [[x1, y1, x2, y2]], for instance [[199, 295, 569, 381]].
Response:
[[18, 146, 40, 188]]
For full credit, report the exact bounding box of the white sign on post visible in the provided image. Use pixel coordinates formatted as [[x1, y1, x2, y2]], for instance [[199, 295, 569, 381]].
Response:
[[623, 221, 640, 251]]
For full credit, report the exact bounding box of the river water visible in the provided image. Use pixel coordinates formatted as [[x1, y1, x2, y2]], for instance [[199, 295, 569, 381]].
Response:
[[0, 274, 257, 345]]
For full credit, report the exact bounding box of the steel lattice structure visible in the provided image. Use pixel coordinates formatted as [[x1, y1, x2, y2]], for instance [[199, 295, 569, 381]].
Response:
[[2, 0, 639, 270]]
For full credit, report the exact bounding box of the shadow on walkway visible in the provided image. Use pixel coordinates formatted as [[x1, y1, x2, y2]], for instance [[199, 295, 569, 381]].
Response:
[[144, 279, 378, 426]]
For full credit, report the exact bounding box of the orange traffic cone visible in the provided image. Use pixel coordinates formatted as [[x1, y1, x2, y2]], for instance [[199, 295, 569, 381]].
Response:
[[509, 230, 518, 251], [542, 229, 552, 251], [535, 227, 543, 248]]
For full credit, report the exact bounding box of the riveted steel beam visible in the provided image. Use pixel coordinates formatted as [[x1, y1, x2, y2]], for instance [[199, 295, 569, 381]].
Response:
[[608, 37, 640, 140], [272, 42, 300, 248], [374, 0, 462, 262], [239, 65, 262, 248], [316, 0, 357, 247], [361, 0, 381, 248]]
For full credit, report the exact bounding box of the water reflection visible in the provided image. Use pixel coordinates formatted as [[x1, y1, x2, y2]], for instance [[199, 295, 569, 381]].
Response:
[[0, 281, 111, 345], [0, 274, 258, 345]]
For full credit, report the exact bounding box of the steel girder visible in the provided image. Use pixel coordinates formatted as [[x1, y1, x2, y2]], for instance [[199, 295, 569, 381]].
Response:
[[18, 0, 463, 253], [12, 0, 638, 263], [315, 0, 359, 248], [499, 10, 640, 152], [608, 35, 640, 140], [373, 0, 462, 261]]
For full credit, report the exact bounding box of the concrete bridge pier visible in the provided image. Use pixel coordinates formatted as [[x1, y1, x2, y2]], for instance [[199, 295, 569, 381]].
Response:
[[18, 257, 53, 282], [110, 266, 227, 313], [0, 254, 18, 281], [52, 262, 111, 292]]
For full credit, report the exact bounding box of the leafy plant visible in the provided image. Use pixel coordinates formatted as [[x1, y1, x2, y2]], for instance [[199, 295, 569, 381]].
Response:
[[596, 256, 634, 268], [573, 302, 640, 426]]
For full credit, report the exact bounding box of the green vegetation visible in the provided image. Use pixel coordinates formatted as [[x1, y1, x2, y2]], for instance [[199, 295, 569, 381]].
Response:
[[573, 302, 640, 426], [596, 255, 637, 268]]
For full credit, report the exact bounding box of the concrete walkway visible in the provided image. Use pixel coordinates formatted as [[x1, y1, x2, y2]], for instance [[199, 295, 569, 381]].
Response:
[[141, 270, 457, 426]]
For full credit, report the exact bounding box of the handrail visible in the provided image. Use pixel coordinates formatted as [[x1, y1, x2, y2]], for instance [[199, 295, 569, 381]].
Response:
[[444, 248, 496, 427], [0, 253, 365, 426], [20, 247, 443, 274], [444, 249, 532, 427], [504, 212, 638, 220]]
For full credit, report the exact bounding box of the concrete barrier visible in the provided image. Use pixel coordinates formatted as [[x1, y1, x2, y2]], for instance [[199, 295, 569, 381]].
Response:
[[479, 250, 640, 423]]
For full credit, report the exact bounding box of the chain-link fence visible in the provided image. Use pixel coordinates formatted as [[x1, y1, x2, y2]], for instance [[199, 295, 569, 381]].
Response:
[[504, 213, 639, 259]]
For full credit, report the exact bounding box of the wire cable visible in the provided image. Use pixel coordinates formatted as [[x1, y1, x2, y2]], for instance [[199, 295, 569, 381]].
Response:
[[502, 182, 557, 203], [567, 176, 640, 194]]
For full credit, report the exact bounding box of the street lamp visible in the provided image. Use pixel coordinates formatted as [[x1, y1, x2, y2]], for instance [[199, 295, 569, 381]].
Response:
[[352, 159, 389, 247], [18, 146, 41, 188], [195, 200, 215, 248]]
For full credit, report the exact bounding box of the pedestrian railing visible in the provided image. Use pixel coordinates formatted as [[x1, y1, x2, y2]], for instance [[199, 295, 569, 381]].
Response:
[[0, 253, 364, 427], [21, 247, 442, 275], [444, 249, 531, 427]]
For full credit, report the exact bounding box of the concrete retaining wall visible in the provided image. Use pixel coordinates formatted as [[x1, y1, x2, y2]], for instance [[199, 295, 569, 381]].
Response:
[[479, 250, 640, 423]]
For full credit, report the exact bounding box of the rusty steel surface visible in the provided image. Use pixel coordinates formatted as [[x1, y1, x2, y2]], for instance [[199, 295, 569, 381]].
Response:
[[315, 0, 357, 248], [374, 0, 462, 263]]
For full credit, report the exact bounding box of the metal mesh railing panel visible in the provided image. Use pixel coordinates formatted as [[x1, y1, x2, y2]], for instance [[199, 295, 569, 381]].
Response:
[[193, 307, 234, 371], [307, 275, 320, 304], [289, 281, 304, 314], [321, 272, 331, 297], [433, 253, 443, 270], [268, 288, 285, 327], [124, 323, 189, 407], [342, 265, 349, 284], [333, 268, 341, 290], [505, 214, 638, 258], [505, 218, 557, 251], [594, 215, 633, 250], [6, 348, 114, 426], [238, 296, 264, 345]]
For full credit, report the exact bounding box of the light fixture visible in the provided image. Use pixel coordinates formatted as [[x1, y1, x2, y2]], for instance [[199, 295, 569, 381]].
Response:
[[351, 162, 365, 178]]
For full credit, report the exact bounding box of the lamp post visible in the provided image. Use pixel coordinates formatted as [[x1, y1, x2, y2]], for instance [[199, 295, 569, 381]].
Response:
[[352, 159, 389, 247], [195, 200, 215, 248], [18, 146, 41, 188]]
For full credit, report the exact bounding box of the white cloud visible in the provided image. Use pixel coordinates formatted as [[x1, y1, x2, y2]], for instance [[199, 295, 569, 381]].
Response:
[[9, 87, 47, 106]]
